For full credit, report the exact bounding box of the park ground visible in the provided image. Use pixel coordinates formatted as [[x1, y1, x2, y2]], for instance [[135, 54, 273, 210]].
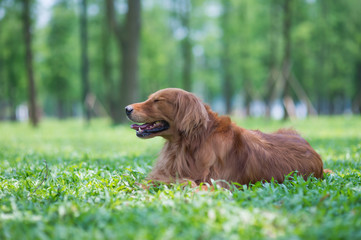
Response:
[[0, 117, 360, 239]]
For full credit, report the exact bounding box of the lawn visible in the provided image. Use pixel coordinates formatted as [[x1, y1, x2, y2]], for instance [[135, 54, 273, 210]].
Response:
[[0, 117, 360, 239]]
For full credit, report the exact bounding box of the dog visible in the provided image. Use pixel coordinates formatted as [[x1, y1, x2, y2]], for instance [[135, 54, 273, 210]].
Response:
[[126, 88, 324, 188]]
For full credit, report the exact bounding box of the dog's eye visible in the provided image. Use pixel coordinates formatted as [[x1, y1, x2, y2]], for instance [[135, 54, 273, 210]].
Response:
[[154, 99, 160, 103]]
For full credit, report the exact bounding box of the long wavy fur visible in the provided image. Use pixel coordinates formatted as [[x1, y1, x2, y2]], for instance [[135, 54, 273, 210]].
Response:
[[129, 88, 325, 188]]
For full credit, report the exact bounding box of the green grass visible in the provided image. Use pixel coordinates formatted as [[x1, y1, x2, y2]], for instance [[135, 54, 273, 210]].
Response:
[[0, 117, 361, 239]]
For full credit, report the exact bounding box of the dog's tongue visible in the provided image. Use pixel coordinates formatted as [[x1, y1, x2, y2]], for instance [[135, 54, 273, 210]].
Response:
[[131, 123, 151, 130]]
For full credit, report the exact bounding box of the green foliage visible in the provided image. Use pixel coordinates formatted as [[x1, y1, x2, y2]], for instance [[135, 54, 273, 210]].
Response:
[[140, 4, 182, 98], [41, 0, 80, 117], [0, 117, 360, 239], [1, 0, 361, 119], [291, 0, 361, 103], [0, 2, 27, 110]]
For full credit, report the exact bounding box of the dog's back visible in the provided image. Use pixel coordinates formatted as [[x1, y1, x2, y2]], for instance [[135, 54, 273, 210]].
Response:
[[235, 127, 323, 184]]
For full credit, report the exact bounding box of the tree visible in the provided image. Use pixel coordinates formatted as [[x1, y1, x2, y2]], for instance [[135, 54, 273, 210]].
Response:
[[44, 0, 79, 119], [177, 0, 192, 91], [353, 58, 361, 113], [238, 0, 254, 116], [220, 0, 233, 114], [101, 1, 118, 121], [22, 0, 38, 126], [80, 0, 91, 122], [0, 2, 26, 121], [139, 3, 181, 98], [0, 3, 3, 119], [105, 0, 141, 123], [2, 0, 360, 120], [264, 0, 281, 118], [281, 0, 293, 120]]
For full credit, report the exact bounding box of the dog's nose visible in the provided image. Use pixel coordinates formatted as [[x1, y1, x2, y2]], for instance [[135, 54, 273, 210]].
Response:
[[125, 105, 133, 116]]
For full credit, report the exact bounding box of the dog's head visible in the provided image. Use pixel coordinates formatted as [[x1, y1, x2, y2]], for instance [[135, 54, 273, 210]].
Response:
[[126, 88, 209, 139]]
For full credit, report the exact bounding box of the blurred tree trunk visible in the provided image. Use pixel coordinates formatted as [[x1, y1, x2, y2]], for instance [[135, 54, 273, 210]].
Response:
[[106, 0, 141, 124], [6, 61, 18, 121], [281, 0, 293, 120], [22, 0, 38, 127], [290, 74, 317, 116], [0, 20, 4, 120], [329, 93, 336, 114], [221, 0, 232, 114], [265, 0, 280, 118], [315, 0, 328, 114], [315, 44, 326, 114], [8, 75, 17, 121], [239, 1, 253, 117], [80, 0, 91, 122], [57, 100, 65, 119], [352, 12, 361, 114], [171, 0, 192, 91], [352, 58, 361, 113], [120, 0, 141, 120], [102, 2, 118, 121], [243, 77, 252, 116], [180, 0, 192, 92], [222, 48, 232, 115]]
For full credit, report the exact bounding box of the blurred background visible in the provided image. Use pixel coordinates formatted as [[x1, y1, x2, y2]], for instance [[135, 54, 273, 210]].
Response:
[[0, 0, 360, 126]]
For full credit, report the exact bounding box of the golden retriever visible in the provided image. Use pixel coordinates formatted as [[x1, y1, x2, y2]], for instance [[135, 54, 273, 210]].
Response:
[[125, 88, 324, 188]]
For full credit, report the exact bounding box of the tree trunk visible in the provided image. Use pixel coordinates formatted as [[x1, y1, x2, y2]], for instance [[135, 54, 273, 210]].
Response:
[[80, 0, 91, 122], [102, 2, 119, 121], [281, 0, 292, 120], [329, 94, 336, 115], [223, 54, 232, 114], [239, 1, 253, 117], [265, 0, 280, 118], [0, 34, 4, 121], [7, 77, 17, 121], [105, 0, 141, 124], [223, 68, 232, 115], [57, 99, 65, 119], [290, 73, 318, 116], [180, 0, 192, 91], [119, 0, 141, 123], [315, 0, 328, 115], [181, 35, 192, 92], [22, 0, 38, 127], [221, 0, 232, 114], [352, 58, 361, 113], [244, 79, 252, 116]]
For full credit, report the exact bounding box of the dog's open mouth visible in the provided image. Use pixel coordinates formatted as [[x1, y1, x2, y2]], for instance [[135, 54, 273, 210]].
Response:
[[130, 120, 169, 137]]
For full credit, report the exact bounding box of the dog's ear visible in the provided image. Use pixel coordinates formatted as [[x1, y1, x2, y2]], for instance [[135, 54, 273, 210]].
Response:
[[175, 92, 209, 136]]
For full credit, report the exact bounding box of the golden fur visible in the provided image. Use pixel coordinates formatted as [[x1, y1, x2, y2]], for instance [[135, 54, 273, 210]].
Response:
[[126, 88, 324, 188]]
